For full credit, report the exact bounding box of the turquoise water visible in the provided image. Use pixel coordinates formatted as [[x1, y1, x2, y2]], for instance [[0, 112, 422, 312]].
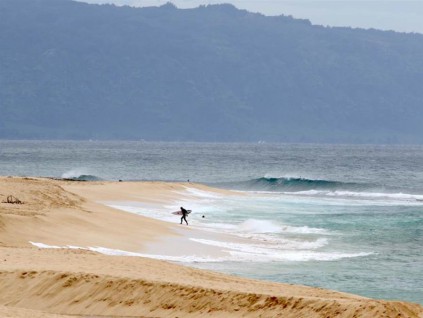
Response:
[[184, 192, 422, 304], [0, 141, 422, 304]]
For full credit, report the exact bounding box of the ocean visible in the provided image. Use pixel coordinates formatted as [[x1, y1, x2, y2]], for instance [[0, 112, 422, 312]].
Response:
[[1, 140, 422, 304]]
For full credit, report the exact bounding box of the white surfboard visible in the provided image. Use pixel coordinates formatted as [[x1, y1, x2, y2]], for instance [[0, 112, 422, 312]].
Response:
[[172, 210, 191, 215]]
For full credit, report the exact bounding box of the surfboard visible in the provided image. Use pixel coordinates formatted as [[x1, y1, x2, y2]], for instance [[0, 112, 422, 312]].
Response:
[[172, 210, 191, 215]]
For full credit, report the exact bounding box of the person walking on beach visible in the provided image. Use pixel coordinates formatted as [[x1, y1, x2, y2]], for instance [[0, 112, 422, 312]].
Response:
[[180, 206, 189, 225]]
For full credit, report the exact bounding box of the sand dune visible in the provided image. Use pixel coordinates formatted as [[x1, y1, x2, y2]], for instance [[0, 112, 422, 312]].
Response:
[[0, 305, 74, 318], [0, 177, 176, 250], [0, 177, 422, 317]]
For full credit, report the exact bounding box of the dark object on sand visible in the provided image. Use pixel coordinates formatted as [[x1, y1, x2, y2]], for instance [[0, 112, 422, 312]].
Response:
[[2, 195, 24, 204]]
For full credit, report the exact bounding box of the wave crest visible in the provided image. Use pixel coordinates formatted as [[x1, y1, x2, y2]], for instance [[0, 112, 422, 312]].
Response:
[[226, 177, 368, 192], [61, 169, 102, 181]]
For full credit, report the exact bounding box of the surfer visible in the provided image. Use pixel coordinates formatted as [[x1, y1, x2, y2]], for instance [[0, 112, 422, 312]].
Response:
[[180, 206, 189, 225]]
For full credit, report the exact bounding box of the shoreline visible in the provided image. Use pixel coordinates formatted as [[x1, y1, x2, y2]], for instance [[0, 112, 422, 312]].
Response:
[[0, 176, 422, 317]]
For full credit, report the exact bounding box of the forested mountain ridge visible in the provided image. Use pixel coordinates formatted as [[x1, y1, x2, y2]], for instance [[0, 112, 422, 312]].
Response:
[[1, 0, 423, 143]]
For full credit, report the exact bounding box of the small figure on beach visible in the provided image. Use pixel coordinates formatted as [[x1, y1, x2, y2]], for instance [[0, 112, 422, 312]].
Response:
[[180, 206, 189, 225]]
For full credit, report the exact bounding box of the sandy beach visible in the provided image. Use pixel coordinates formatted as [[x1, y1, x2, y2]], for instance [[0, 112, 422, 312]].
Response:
[[0, 177, 422, 317]]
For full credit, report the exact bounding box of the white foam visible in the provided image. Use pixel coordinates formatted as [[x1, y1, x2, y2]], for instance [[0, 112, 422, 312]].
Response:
[[191, 220, 332, 247], [228, 250, 373, 262], [283, 190, 423, 203], [30, 241, 371, 263], [30, 241, 61, 249], [263, 173, 319, 180], [191, 237, 328, 251], [237, 219, 281, 233], [233, 233, 326, 247], [281, 225, 330, 235], [61, 168, 91, 179], [242, 189, 423, 206], [213, 219, 330, 235], [189, 239, 372, 262], [89, 246, 231, 263], [29, 242, 232, 263]]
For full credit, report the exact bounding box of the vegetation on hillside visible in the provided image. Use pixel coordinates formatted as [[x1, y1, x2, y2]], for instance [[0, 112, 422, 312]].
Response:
[[1, 0, 423, 143]]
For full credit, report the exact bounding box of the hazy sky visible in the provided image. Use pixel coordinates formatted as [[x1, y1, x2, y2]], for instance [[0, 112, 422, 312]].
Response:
[[78, 0, 423, 34]]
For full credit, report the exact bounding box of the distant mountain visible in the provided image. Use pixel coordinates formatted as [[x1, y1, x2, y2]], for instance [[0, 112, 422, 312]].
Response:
[[1, 0, 423, 143]]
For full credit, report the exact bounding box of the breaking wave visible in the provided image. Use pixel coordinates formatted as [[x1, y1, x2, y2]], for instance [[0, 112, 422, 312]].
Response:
[[61, 169, 102, 181], [216, 177, 423, 203], [226, 177, 370, 192]]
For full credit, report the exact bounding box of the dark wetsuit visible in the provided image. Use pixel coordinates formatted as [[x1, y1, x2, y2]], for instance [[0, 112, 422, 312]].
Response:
[[180, 207, 189, 225]]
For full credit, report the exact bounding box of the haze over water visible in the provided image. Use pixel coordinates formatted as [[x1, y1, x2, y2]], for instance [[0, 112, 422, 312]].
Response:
[[1, 140, 422, 304]]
